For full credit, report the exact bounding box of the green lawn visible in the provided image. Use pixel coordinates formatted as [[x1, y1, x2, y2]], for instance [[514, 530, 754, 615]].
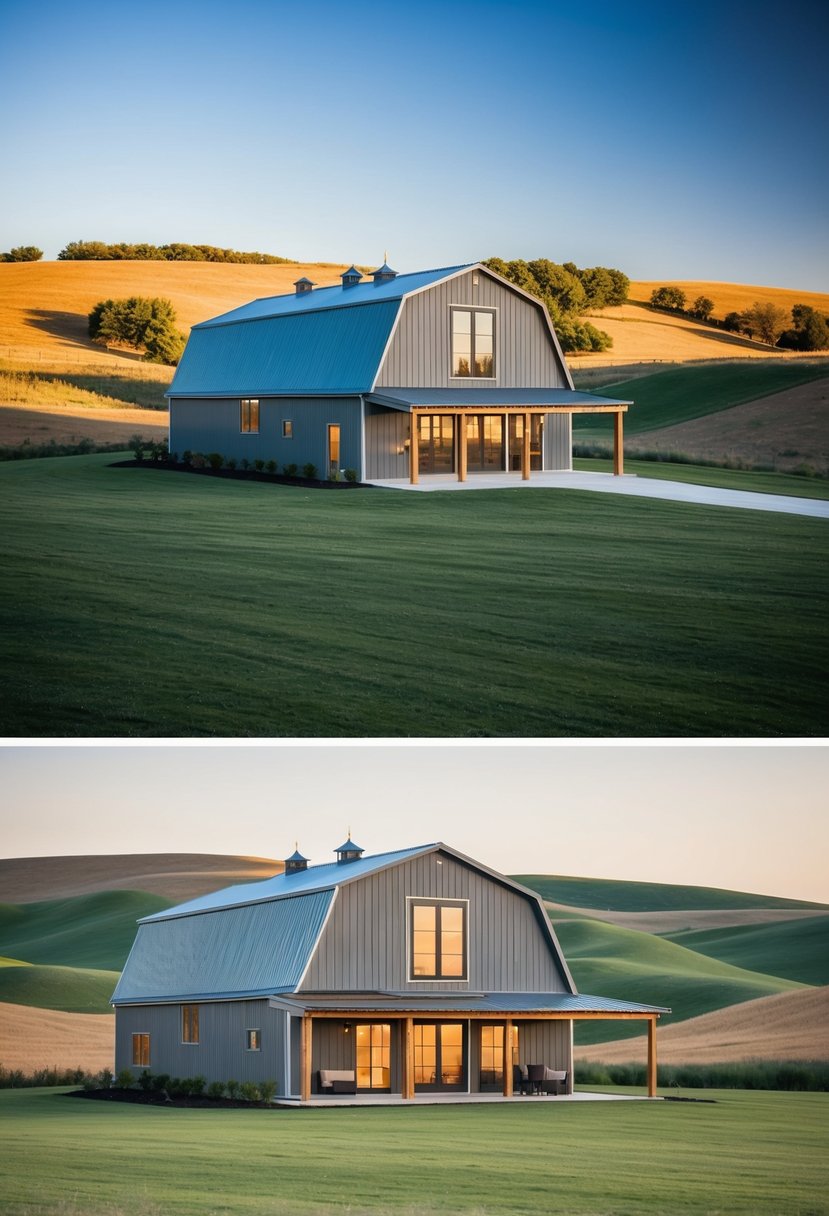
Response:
[[663, 915, 829, 987], [1, 1087, 826, 1216], [0, 892, 170, 972], [1, 455, 827, 736], [574, 456, 829, 499], [574, 361, 829, 436], [0, 961, 118, 1013]]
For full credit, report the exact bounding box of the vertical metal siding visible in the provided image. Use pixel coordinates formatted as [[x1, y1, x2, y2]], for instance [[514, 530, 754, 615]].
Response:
[[543, 413, 572, 470], [169, 397, 363, 476], [376, 271, 568, 390], [115, 1000, 287, 1089], [364, 404, 410, 479], [301, 854, 568, 993], [516, 1019, 571, 1080]]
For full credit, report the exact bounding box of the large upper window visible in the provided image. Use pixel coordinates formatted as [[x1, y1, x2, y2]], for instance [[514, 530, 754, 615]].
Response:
[[410, 899, 467, 980], [451, 309, 495, 378], [182, 1004, 199, 1044], [240, 398, 259, 433]]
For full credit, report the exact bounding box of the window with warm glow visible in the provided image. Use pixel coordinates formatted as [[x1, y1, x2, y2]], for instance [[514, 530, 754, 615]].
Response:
[[182, 1005, 199, 1044], [451, 309, 495, 377], [355, 1023, 390, 1089], [410, 900, 467, 980], [132, 1033, 150, 1067], [246, 1028, 261, 1051], [240, 398, 259, 433]]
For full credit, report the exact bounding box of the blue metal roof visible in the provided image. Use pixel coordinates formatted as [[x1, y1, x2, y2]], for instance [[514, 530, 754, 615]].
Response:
[[112, 889, 334, 1005], [366, 388, 633, 412], [273, 992, 670, 1015], [140, 844, 438, 922]]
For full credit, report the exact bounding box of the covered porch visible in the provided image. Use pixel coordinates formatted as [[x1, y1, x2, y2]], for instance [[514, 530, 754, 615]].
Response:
[[364, 388, 631, 485]]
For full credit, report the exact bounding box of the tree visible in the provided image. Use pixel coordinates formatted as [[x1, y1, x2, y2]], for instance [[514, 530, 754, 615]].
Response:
[[723, 311, 743, 332], [742, 301, 788, 346], [650, 286, 686, 311], [778, 304, 829, 351], [0, 245, 43, 262], [88, 296, 186, 364], [691, 296, 714, 322]]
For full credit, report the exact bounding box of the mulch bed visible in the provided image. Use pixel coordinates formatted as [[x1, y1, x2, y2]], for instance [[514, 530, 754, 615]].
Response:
[[111, 460, 372, 489], [67, 1087, 275, 1109]]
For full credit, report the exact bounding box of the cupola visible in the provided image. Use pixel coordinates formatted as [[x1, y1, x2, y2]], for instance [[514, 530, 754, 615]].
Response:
[[334, 834, 364, 864], [341, 266, 363, 288], [372, 261, 397, 284], [293, 277, 315, 295], [284, 845, 309, 875]]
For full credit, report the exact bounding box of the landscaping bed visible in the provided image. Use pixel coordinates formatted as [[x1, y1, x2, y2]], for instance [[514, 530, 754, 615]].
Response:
[[67, 1087, 275, 1109], [112, 459, 370, 489]]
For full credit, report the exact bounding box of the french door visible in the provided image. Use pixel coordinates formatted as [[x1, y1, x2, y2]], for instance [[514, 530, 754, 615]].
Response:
[[355, 1023, 391, 1091], [414, 1022, 466, 1092], [418, 415, 455, 474]]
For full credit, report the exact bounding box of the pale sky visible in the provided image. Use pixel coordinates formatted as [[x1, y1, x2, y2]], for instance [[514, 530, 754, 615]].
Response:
[[2, 744, 826, 904]]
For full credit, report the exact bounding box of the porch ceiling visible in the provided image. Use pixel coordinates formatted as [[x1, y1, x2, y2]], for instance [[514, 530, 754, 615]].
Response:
[[366, 388, 631, 413]]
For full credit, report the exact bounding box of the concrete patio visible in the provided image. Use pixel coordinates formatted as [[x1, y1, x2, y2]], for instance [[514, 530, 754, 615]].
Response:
[[275, 1090, 657, 1107], [364, 470, 829, 519]]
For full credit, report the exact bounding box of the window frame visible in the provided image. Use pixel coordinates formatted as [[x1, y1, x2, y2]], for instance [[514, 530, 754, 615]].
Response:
[[407, 897, 469, 983], [449, 306, 496, 380], [245, 1028, 261, 1052], [181, 1004, 199, 1045], [132, 1032, 150, 1067], [240, 398, 260, 433], [282, 419, 293, 439]]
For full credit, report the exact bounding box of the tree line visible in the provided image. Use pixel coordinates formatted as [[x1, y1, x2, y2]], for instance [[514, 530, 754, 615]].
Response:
[[59, 240, 291, 264], [649, 286, 828, 350], [1, 245, 43, 262], [485, 257, 630, 351]]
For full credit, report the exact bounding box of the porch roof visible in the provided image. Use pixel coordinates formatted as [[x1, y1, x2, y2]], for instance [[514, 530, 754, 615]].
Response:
[[270, 991, 670, 1016], [365, 387, 632, 413]]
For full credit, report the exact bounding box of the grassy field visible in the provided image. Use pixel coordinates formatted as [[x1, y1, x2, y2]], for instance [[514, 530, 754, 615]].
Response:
[[662, 916, 829, 987], [514, 874, 829, 914], [2, 454, 827, 737], [0, 892, 170, 969], [574, 457, 829, 498], [1, 1087, 826, 1216], [573, 361, 829, 436], [0, 962, 118, 1013], [629, 280, 829, 318]]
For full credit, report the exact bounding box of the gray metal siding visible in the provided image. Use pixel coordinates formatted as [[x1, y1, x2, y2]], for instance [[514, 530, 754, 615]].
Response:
[[169, 396, 363, 476], [301, 854, 567, 994], [376, 271, 568, 390], [364, 403, 410, 479], [543, 413, 572, 470], [115, 1000, 288, 1091]]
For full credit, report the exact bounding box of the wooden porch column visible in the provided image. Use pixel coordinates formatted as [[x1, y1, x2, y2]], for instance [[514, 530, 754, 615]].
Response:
[[521, 413, 531, 481], [410, 416, 419, 485], [613, 411, 624, 476], [301, 1013, 312, 1103], [458, 414, 467, 482], [503, 1019, 514, 1097], [647, 1017, 657, 1098], [403, 1016, 414, 1100]]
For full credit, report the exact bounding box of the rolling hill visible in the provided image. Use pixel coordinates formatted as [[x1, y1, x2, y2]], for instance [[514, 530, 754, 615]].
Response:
[[0, 855, 825, 1069]]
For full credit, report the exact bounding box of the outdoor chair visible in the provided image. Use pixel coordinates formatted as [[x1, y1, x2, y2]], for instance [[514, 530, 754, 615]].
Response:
[[513, 1064, 532, 1095], [527, 1064, 547, 1095]]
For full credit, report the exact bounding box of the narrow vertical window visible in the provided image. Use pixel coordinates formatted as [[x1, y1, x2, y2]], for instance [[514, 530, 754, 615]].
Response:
[[282, 419, 293, 438], [328, 423, 341, 477], [246, 1029, 261, 1051], [240, 398, 259, 433], [451, 309, 495, 378], [132, 1033, 150, 1067], [182, 1005, 199, 1044]]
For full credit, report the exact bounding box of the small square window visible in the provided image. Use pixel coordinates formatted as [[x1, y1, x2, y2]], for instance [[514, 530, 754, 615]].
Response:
[[246, 1029, 261, 1051], [282, 420, 293, 439], [241, 399, 259, 433]]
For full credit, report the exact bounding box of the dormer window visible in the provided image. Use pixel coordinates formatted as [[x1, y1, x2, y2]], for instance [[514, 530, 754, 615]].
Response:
[[409, 899, 467, 980], [451, 308, 495, 378]]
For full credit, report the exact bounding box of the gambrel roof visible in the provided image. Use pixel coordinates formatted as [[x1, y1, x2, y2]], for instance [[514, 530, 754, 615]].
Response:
[[165, 263, 584, 400]]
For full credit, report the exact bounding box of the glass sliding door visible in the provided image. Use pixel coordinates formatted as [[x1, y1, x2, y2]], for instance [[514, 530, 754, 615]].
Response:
[[508, 416, 543, 472], [479, 1024, 519, 1091], [414, 1022, 466, 1092], [355, 1023, 391, 1091], [418, 415, 455, 474], [465, 415, 504, 472]]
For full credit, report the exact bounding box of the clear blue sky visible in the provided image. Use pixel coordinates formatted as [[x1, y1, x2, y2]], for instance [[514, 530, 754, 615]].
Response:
[[2, 745, 827, 903], [1, 0, 826, 289]]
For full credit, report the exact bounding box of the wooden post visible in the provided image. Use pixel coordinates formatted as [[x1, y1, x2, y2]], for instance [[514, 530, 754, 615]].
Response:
[[404, 1016, 414, 1100], [647, 1018, 657, 1098], [613, 411, 624, 476], [459, 414, 467, 482], [503, 1020, 514, 1097], [522, 413, 531, 481], [410, 416, 419, 485], [301, 1014, 312, 1103]]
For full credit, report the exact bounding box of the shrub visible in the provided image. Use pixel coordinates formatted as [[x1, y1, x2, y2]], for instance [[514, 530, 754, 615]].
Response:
[[225, 1079, 240, 1100], [329, 467, 341, 482], [149, 438, 168, 463], [225, 456, 237, 470], [168, 451, 178, 465], [190, 1075, 206, 1097], [129, 434, 145, 462], [137, 1070, 154, 1092], [87, 295, 186, 364], [344, 468, 358, 483], [1, 245, 43, 262], [98, 1068, 114, 1089], [150, 1073, 170, 1093], [302, 462, 317, 480], [265, 459, 277, 474], [116, 1068, 135, 1090], [240, 458, 250, 471], [254, 458, 265, 472], [182, 450, 192, 466], [259, 1079, 277, 1104], [283, 462, 298, 477], [207, 452, 223, 471], [207, 1080, 225, 1100], [239, 1081, 260, 1103], [190, 452, 206, 469]]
